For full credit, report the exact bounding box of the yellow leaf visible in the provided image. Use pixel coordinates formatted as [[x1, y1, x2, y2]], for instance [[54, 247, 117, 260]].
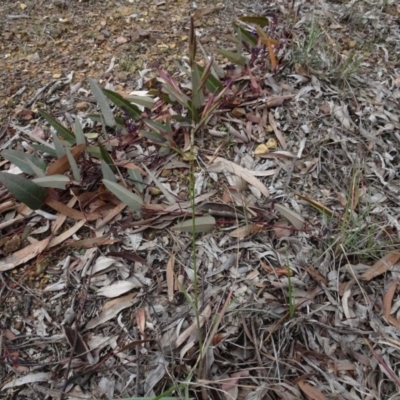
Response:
[[266, 138, 278, 150], [254, 144, 269, 156]]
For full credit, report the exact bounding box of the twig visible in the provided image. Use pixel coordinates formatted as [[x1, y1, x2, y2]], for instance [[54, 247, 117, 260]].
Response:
[[7, 14, 30, 19]]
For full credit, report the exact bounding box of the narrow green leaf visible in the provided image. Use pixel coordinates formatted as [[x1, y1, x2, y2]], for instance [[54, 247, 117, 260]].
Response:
[[0, 172, 46, 210], [65, 147, 81, 182], [216, 49, 247, 66], [238, 16, 269, 27], [128, 168, 143, 192], [158, 69, 190, 107], [52, 131, 66, 158], [124, 94, 154, 110], [233, 24, 258, 47], [25, 158, 46, 178], [198, 41, 225, 79], [33, 175, 70, 189], [1, 150, 46, 176], [196, 61, 223, 94], [172, 216, 216, 233], [173, 59, 191, 77], [139, 130, 167, 144], [31, 144, 57, 157], [74, 118, 86, 145], [145, 119, 169, 134], [101, 160, 117, 183], [88, 78, 116, 128], [191, 63, 204, 109], [39, 110, 76, 144], [87, 114, 103, 123], [102, 88, 142, 120], [98, 142, 117, 173], [102, 180, 143, 211], [85, 146, 102, 158]]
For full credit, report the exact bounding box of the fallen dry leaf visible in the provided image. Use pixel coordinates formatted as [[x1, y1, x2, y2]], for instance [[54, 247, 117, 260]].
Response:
[[207, 156, 269, 198], [166, 253, 175, 301], [297, 381, 326, 400], [46, 144, 86, 175], [360, 252, 400, 281]]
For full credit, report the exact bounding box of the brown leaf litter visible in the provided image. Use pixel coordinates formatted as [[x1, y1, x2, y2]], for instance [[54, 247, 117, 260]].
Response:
[[2, 0, 400, 399]]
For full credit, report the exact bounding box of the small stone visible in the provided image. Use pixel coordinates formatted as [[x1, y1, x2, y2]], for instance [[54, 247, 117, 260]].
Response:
[[160, 169, 171, 177], [116, 71, 128, 81], [3, 235, 22, 255], [348, 40, 357, 48], [76, 102, 89, 111], [95, 34, 106, 44], [149, 187, 162, 196], [26, 53, 40, 63]]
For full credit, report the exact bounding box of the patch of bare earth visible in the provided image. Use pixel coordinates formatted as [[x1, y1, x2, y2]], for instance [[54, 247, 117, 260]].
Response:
[[1, 0, 400, 399]]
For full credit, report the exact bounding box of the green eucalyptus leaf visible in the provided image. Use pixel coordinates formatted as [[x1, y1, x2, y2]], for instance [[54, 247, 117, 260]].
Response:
[[233, 24, 258, 47], [65, 147, 81, 182], [30, 144, 57, 157], [39, 110, 76, 144], [102, 88, 142, 120], [52, 131, 66, 158], [85, 146, 101, 158], [25, 158, 46, 178], [87, 114, 103, 123], [238, 16, 269, 27], [33, 175, 70, 189], [216, 49, 247, 66], [125, 94, 154, 110], [195, 63, 223, 94], [191, 63, 204, 109], [1, 150, 46, 176], [139, 130, 167, 144], [74, 118, 86, 145], [102, 180, 143, 211], [101, 160, 117, 183], [0, 172, 46, 210], [88, 78, 116, 128], [128, 168, 143, 192], [98, 142, 116, 173], [145, 119, 168, 134]]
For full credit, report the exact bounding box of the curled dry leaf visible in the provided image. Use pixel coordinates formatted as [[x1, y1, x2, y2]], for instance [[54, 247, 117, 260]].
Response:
[[207, 156, 269, 198], [97, 281, 136, 298], [166, 253, 175, 301], [221, 370, 250, 392], [297, 381, 326, 400], [136, 308, 146, 335], [85, 297, 136, 330], [273, 218, 293, 238], [175, 303, 212, 348]]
